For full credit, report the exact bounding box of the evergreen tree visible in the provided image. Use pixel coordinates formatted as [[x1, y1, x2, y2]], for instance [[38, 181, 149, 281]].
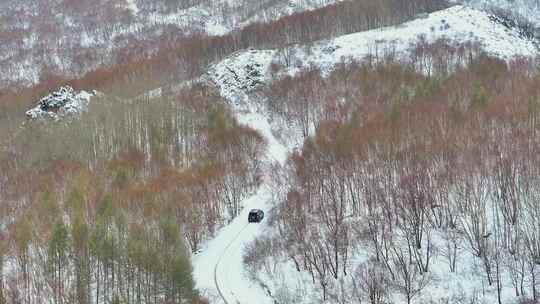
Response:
[[470, 81, 489, 110], [72, 212, 90, 304], [170, 252, 196, 301], [48, 221, 69, 304], [111, 293, 121, 304], [14, 216, 32, 303], [159, 216, 197, 302]]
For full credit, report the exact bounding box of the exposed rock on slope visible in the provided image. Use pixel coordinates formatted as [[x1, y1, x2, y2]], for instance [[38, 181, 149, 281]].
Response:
[[26, 86, 97, 120]]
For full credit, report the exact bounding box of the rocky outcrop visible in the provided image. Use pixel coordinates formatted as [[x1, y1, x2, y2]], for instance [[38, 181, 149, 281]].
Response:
[[26, 86, 97, 120]]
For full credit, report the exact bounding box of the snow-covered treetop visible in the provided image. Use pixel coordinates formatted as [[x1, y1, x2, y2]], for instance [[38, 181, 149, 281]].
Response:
[[459, 0, 540, 26]]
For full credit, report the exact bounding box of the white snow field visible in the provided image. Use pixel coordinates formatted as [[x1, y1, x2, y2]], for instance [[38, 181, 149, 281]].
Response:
[[190, 4, 539, 304], [284, 4, 537, 77], [300, 5, 538, 71]]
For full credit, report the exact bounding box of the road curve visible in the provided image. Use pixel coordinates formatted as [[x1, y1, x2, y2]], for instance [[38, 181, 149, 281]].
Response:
[[193, 72, 289, 304], [214, 223, 249, 304]]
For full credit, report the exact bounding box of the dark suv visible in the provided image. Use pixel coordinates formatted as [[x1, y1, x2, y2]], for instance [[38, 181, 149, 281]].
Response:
[[248, 209, 264, 223]]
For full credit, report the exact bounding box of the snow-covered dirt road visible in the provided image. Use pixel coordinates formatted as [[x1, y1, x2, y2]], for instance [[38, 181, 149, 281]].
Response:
[[192, 77, 289, 303]]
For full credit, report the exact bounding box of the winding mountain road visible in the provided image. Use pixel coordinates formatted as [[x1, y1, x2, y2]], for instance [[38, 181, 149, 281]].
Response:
[[192, 88, 289, 304]]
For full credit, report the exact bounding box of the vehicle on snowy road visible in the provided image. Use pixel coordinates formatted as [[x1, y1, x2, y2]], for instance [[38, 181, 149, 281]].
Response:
[[248, 209, 264, 223]]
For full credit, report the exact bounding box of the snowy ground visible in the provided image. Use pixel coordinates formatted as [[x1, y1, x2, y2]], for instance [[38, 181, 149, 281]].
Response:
[[459, 0, 540, 26], [298, 5, 538, 71], [193, 185, 278, 304]]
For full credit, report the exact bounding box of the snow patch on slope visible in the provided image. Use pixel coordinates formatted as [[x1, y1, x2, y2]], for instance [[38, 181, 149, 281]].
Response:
[[125, 0, 139, 15], [460, 0, 540, 26], [298, 5, 538, 74], [210, 50, 276, 102], [237, 0, 343, 28]]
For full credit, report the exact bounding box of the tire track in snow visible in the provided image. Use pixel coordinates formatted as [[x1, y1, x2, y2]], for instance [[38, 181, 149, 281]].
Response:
[[214, 223, 249, 304]]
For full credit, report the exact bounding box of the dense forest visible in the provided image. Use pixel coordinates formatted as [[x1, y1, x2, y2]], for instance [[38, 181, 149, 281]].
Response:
[[0, 84, 264, 302], [1, 0, 540, 303]]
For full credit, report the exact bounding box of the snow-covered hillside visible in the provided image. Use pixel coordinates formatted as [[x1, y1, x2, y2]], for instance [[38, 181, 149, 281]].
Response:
[[461, 0, 540, 26], [191, 4, 540, 304], [308, 5, 537, 67], [209, 5, 538, 83], [0, 0, 339, 90], [194, 4, 539, 124], [131, 0, 341, 36], [8, 0, 540, 303], [10, 2, 538, 304]]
